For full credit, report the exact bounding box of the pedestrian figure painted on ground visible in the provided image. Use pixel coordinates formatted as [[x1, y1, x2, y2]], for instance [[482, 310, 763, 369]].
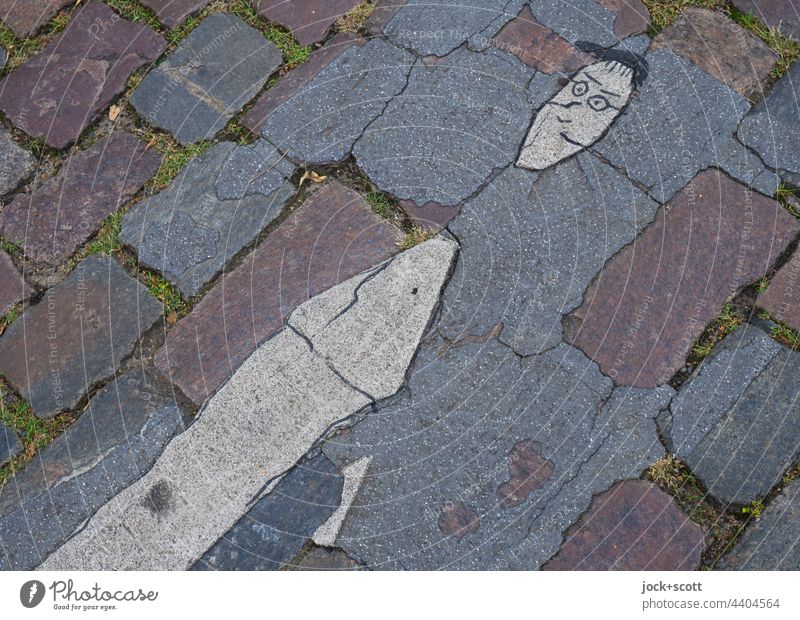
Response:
[[517, 43, 648, 171]]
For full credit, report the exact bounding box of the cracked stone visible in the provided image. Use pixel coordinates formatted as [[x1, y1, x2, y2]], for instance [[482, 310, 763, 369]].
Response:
[[652, 8, 776, 98], [542, 480, 704, 570], [494, 5, 591, 74], [2, 132, 161, 265], [253, 0, 362, 45], [384, 0, 518, 57], [0, 0, 73, 38], [154, 181, 402, 406], [759, 248, 800, 332], [41, 237, 456, 569], [738, 59, 800, 187], [0, 250, 32, 316], [528, 0, 618, 48], [322, 337, 672, 570], [294, 546, 365, 570], [0, 255, 163, 418], [0, 370, 184, 570], [659, 326, 800, 506], [0, 127, 36, 196], [593, 48, 755, 203], [364, 0, 408, 37], [261, 38, 414, 164], [0, 1, 166, 149], [0, 423, 22, 468], [566, 170, 800, 388], [139, 0, 211, 29], [731, 0, 800, 41], [193, 454, 344, 570], [354, 47, 534, 208], [720, 478, 800, 570], [130, 13, 280, 145], [439, 155, 659, 357], [243, 33, 363, 134], [120, 141, 294, 297]]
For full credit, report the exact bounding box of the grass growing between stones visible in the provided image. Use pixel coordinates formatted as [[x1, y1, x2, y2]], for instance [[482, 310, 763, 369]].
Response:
[[776, 184, 800, 219], [770, 323, 800, 350], [365, 191, 393, 218], [398, 225, 437, 250], [642, 0, 726, 34], [0, 10, 72, 74], [85, 212, 125, 256], [0, 304, 20, 338], [103, 0, 162, 31], [688, 303, 744, 362], [335, 1, 376, 33], [728, 8, 800, 80], [645, 455, 748, 568], [137, 132, 213, 192], [229, 0, 312, 67]]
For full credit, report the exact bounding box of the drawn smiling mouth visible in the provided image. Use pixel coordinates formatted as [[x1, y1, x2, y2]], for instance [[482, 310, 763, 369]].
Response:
[[559, 131, 585, 147]]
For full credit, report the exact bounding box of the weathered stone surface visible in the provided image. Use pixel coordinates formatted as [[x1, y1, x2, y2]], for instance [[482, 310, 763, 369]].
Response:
[[243, 32, 363, 133], [529, 0, 618, 47], [0, 255, 163, 418], [439, 155, 659, 357], [384, 0, 518, 57], [0, 2, 165, 149], [294, 546, 364, 570], [254, 0, 362, 45], [660, 327, 800, 506], [322, 337, 672, 569], [193, 454, 344, 570], [497, 441, 555, 508], [567, 170, 800, 388], [652, 8, 776, 97], [312, 457, 371, 547], [0, 423, 22, 467], [139, 0, 210, 29], [759, 248, 800, 331], [364, 0, 407, 37], [154, 181, 401, 406], [0, 370, 184, 570], [732, 0, 800, 41], [261, 38, 414, 164], [720, 478, 800, 570], [354, 47, 533, 208], [439, 501, 480, 539], [120, 141, 294, 297], [130, 14, 280, 145], [41, 237, 456, 569], [0, 127, 35, 196], [542, 480, 704, 570], [0, 251, 32, 316], [518, 60, 635, 171], [596, 0, 651, 38], [738, 60, 800, 187], [593, 48, 763, 203], [0, 0, 72, 38], [2, 132, 161, 265], [494, 5, 590, 74]]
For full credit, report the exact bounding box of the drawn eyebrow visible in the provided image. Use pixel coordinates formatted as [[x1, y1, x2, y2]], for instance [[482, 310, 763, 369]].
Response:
[[600, 89, 621, 97], [583, 72, 602, 85]]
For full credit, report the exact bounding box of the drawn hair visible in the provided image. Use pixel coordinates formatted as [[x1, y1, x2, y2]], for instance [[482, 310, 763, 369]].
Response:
[[575, 41, 649, 87]]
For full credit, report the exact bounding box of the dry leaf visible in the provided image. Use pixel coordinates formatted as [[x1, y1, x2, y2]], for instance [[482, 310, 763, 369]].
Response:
[[166, 311, 178, 325], [298, 170, 327, 189], [144, 135, 157, 150], [108, 105, 122, 121]]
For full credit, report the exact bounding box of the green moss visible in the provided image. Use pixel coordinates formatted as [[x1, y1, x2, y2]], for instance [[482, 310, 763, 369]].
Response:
[[136, 267, 188, 315]]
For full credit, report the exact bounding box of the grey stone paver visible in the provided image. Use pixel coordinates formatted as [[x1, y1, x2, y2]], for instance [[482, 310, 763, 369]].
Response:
[[0, 250, 32, 316], [0, 424, 22, 468], [131, 13, 281, 145], [0, 255, 163, 418], [0, 127, 36, 197], [353, 47, 534, 208], [0, 370, 184, 570], [738, 59, 800, 187], [120, 140, 294, 297], [40, 238, 457, 569], [193, 454, 343, 570], [659, 326, 800, 506], [529, 0, 618, 47], [139, 0, 211, 29], [720, 478, 800, 570]]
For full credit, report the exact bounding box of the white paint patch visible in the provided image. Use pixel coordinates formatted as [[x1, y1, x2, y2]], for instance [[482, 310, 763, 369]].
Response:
[[312, 456, 372, 547]]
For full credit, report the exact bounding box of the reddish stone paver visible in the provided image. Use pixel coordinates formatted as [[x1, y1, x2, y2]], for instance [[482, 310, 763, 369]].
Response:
[[139, 0, 210, 28], [732, 0, 800, 41], [243, 32, 363, 133], [438, 502, 479, 539], [254, 0, 362, 45], [0, 251, 32, 316], [0, 255, 163, 418], [596, 0, 651, 38], [154, 181, 402, 405], [0, 0, 72, 38], [0, 1, 165, 149], [543, 480, 705, 570], [1, 132, 161, 265], [759, 248, 800, 331], [494, 5, 590, 74], [652, 7, 777, 97], [400, 199, 459, 232], [497, 440, 555, 508], [566, 169, 800, 388]]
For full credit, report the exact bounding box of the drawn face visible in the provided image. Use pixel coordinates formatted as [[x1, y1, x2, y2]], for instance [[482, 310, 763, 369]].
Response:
[[517, 61, 634, 171]]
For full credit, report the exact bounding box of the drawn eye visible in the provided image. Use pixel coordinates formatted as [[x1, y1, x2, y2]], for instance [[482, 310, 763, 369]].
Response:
[[587, 95, 610, 111], [571, 80, 588, 97]]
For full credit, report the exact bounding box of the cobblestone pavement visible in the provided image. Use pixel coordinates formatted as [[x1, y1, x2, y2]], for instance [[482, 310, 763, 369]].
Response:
[[1, 0, 800, 571]]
